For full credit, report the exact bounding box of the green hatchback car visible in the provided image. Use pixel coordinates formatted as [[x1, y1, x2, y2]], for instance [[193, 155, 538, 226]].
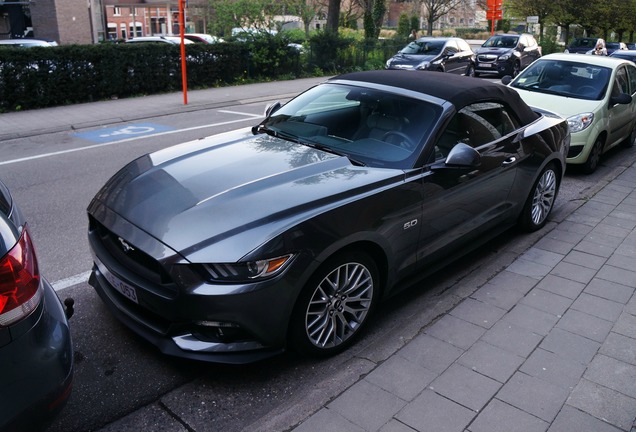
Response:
[[505, 53, 636, 173]]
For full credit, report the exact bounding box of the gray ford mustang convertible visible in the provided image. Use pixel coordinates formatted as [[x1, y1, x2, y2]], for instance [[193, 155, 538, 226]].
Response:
[[87, 71, 570, 364]]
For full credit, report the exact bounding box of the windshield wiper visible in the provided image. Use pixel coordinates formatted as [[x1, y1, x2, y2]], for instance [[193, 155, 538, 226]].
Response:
[[301, 141, 366, 166]]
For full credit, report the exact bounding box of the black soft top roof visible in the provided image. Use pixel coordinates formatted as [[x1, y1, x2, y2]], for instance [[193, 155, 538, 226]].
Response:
[[332, 70, 539, 125]]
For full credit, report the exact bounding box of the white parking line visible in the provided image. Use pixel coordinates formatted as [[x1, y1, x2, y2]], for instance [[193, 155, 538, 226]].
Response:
[[52, 271, 92, 291], [0, 114, 263, 166]]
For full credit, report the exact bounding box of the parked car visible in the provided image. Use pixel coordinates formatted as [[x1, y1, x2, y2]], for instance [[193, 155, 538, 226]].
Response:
[[87, 70, 569, 364], [474, 33, 541, 77], [125, 36, 194, 45], [610, 50, 636, 64], [0, 179, 73, 431], [183, 33, 224, 44], [564, 37, 604, 54], [385, 37, 476, 75], [0, 38, 57, 47], [605, 42, 628, 55], [504, 53, 636, 173]]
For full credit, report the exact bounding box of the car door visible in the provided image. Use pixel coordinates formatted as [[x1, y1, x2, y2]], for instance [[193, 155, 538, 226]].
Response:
[[415, 102, 523, 266], [443, 40, 464, 74], [607, 65, 636, 148]]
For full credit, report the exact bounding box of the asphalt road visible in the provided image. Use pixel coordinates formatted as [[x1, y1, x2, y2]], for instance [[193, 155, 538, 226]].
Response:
[[0, 82, 634, 432]]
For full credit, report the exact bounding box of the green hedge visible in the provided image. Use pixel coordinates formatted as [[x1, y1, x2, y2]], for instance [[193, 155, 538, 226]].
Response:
[[0, 35, 405, 111]]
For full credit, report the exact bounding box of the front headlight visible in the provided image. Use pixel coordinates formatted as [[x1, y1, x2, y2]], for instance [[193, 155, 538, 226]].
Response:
[[416, 61, 430, 70], [385, 59, 392, 68], [567, 113, 594, 133], [498, 54, 511, 61]]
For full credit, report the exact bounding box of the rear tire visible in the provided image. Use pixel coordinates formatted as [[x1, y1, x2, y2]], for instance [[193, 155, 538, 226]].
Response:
[[289, 251, 379, 357], [622, 122, 636, 148], [518, 163, 558, 232]]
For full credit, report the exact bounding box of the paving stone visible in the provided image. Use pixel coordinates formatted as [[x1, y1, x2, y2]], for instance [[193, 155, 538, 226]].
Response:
[[590, 191, 628, 206], [503, 304, 559, 336], [485, 270, 538, 294], [327, 380, 406, 431], [397, 334, 463, 374], [603, 215, 636, 231], [566, 212, 604, 227], [497, 372, 570, 422], [615, 241, 636, 259], [365, 354, 437, 402], [614, 312, 636, 339], [540, 328, 601, 365], [578, 200, 615, 217], [596, 265, 636, 288], [292, 408, 365, 432], [550, 262, 598, 284], [606, 253, 636, 273], [378, 419, 417, 432], [426, 314, 486, 350], [520, 288, 573, 317], [573, 240, 616, 259], [534, 236, 578, 255], [570, 293, 623, 322], [567, 379, 636, 431], [562, 250, 607, 271], [396, 390, 475, 432], [556, 309, 613, 343], [584, 230, 626, 247], [481, 320, 543, 357], [552, 220, 594, 236], [535, 275, 586, 299], [591, 223, 633, 241], [520, 348, 586, 390], [470, 282, 527, 311], [450, 298, 506, 329], [507, 258, 554, 280], [522, 248, 565, 267], [584, 278, 634, 304], [548, 404, 622, 432], [429, 364, 501, 412], [610, 209, 636, 222], [584, 354, 636, 398], [458, 340, 524, 383], [468, 399, 549, 432], [600, 332, 636, 366]]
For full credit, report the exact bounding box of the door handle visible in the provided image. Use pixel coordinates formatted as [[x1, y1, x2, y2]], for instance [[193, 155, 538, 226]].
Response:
[[502, 157, 516, 165]]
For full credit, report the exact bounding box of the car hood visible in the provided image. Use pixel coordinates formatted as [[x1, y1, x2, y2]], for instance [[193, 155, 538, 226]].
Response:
[[510, 88, 602, 117], [91, 130, 402, 262], [388, 53, 436, 67], [476, 47, 512, 56]]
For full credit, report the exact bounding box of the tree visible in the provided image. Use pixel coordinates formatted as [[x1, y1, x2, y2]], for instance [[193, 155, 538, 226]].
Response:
[[420, 0, 464, 36], [507, 0, 554, 43], [326, 0, 341, 33], [285, 0, 326, 39], [209, 0, 278, 36], [548, 0, 582, 45]]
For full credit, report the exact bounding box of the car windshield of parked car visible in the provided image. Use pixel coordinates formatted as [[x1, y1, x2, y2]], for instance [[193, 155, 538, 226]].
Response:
[[257, 83, 441, 169], [483, 36, 518, 48], [511, 59, 611, 101], [400, 40, 445, 55]]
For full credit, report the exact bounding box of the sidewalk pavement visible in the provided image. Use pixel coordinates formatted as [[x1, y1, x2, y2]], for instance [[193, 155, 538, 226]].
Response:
[[3, 79, 636, 432], [284, 172, 636, 432]]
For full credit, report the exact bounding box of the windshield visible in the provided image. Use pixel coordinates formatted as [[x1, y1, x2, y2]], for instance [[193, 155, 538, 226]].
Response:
[[510, 59, 611, 101], [482, 36, 518, 48], [400, 40, 445, 55], [258, 83, 442, 169]]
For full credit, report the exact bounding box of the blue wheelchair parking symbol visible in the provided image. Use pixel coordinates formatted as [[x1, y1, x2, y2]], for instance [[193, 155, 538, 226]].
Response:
[[75, 123, 174, 143]]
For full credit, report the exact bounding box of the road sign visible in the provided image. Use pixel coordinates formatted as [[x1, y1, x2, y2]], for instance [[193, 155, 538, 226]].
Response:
[[527, 16, 539, 23]]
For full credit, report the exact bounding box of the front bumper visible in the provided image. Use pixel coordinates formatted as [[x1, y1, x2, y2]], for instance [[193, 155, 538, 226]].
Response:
[[475, 60, 512, 76]]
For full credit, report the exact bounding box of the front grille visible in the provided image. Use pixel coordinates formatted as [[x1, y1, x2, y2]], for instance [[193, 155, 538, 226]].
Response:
[[89, 215, 179, 298], [477, 55, 497, 63]]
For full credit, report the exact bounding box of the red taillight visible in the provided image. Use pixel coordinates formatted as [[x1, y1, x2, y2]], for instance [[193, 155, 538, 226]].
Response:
[[0, 227, 42, 326]]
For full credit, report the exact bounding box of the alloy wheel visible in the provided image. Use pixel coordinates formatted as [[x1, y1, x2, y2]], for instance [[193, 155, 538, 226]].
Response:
[[531, 168, 557, 226]]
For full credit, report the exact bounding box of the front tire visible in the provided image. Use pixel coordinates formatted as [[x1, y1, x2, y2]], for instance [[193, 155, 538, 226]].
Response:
[[465, 64, 475, 77], [622, 122, 636, 148], [519, 163, 558, 232], [581, 138, 603, 174], [289, 251, 379, 357]]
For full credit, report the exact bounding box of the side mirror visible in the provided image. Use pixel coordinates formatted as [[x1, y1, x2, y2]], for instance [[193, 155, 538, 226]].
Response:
[[610, 93, 632, 106], [501, 75, 513, 85], [264, 101, 282, 117], [444, 143, 481, 168]]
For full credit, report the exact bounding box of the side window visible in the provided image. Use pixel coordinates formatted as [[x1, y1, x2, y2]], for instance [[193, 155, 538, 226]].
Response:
[[445, 40, 459, 53], [627, 65, 636, 95], [434, 102, 517, 160], [457, 39, 471, 52], [612, 67, 630, 97]]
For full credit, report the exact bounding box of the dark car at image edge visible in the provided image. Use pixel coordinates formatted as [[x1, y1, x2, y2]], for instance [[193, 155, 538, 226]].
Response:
[[0, 180, 73, 432], [474, 33, 541, 78], [386, 36, 476, 75], [87, 71, 569, 364]]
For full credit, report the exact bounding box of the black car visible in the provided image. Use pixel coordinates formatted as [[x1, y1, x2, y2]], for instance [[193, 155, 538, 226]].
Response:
[[0, 179, 73, 431], [386, 37, 476, 75], [610, 50, 636, 64], [474, 33, 541, 77], [564, 37, 605, 54], [87, 71, 569, 364]]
